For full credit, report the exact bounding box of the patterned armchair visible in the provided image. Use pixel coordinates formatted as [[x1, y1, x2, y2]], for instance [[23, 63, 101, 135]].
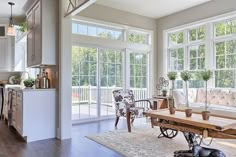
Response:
[[112, 89, 153, 132]]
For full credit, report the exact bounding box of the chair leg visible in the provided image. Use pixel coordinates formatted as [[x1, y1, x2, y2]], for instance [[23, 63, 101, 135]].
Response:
[[151, 118, 154, 128], [126, 111, 131, 132], [115, 116, 120, 127]]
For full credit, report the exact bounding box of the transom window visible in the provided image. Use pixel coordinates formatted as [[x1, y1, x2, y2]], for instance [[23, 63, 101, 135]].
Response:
[[72, 22, 123, 40]]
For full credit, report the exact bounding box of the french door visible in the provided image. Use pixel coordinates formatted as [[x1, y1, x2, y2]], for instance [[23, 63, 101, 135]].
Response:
[[72, 46, 149, 121]]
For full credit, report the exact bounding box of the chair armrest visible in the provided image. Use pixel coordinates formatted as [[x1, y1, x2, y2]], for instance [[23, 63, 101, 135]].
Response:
[[134, 99, 153, 110]]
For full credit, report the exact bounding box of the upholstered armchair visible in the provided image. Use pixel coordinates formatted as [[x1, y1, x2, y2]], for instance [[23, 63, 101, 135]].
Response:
[[112, 89, 153, 132]]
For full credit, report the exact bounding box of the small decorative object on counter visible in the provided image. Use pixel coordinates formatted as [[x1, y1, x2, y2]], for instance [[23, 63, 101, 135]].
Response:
[[23, 78, 35, 88], [40, 69, 47, 89], [162, 89, 167, 97], [35, 74, 40, 89], [45, 72, 50, 88]]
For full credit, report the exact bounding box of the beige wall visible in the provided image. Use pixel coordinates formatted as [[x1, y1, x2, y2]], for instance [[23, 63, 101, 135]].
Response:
[[156, 0, 236, 82], [79, 4, 157, 94]]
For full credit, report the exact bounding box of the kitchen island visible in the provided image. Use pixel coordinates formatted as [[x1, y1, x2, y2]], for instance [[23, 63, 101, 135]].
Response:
[[4, 86, 56, 142]]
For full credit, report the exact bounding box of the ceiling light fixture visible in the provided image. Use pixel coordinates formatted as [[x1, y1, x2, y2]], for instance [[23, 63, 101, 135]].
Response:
[[7, 2, 16, 36]]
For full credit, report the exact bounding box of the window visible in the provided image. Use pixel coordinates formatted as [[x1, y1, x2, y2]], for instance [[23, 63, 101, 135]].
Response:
[[72, 22, 123, 40], [128, 31, 150, 44], [214, 18, 236, 88], [166, 14, 236, 89], [130, 52, 148, 88], [167, 26, 206, 88]]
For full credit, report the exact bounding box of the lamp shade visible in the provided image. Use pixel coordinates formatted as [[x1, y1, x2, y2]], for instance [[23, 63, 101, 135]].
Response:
[[7, 26, 15, 36]]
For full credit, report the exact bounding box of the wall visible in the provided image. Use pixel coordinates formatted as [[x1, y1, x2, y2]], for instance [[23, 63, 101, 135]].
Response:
[[78, 4, 157, 94], [156, 0, 236, 82]]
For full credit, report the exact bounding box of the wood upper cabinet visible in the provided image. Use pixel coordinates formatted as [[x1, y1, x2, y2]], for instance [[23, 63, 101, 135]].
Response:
[[26, 0, 57, 67]]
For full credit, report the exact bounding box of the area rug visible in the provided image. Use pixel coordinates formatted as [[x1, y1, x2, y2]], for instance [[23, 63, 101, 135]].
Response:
[[87, 127, 236, 157]]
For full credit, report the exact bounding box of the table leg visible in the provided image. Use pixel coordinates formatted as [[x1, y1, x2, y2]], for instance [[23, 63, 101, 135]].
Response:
[[126, 109, 131, 132], [0, 88, 4, 120]]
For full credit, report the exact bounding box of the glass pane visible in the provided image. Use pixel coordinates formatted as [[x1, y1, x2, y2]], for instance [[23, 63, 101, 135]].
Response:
[[177, 32, 184, 44], [90, 76, 97, 86], [190, 47, 196, 58], [80, 62, 89, 75], [199, 45, 205, 58], [72, 75, 79, 86], [116, 52, 122, 63], [142, 77, 147, 88], [215, 42, 225, 56], [189, 29, 197, 41], [78, 24, 87, 35], [135, 54, 142, 64], [178, 60, 184, 70], [226, 40, 234, 54], [135, 77, 142, 88], [128, 33, 149, 44], [216, 56, 225, 69], [130, 65, 135, 76], [87, 26, 97, 36], [142, 65, 147, 76], [108, 76, 116, 86], [178, 48, 184, 59], [198, 27, 205, 40], [107, 50, 116, 63], [72, 23, 78, 34], [116, 64, 122, 76], [171, 50, 177, 58], [226, 55, 236, 68], [130, 53, 135, 64], [190, 59, 196, 70], [135, 65, 142, 76], [108, 64, 116, 75], [100, 51, 107, 62], [176, 80, 183, 89], [80, 76, 89, 86], [189, 72, 204, 88], [215, 70, 235, 88], [198, 58, 205, 69], [130, 77, 135, 87], [142, 54, 147, 64], [169, 33, 177, 46], [89, 62, 97, 75], [215, 22, 225, 37], [101, 76, 107, 86]]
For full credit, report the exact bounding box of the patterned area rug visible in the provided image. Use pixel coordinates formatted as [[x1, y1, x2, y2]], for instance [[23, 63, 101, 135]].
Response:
[[87, 127, 236, 157]]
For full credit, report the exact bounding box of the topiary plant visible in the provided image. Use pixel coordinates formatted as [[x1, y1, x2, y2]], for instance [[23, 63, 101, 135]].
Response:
[[167, 71, 177, 80], [200, 69, 212, 111]]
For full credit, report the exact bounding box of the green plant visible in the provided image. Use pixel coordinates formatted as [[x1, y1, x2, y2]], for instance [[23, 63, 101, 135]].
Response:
[[181, 71, 192, 109], [200, 70, 212, 81], [18, 21, 27, 32], [200, 69, 212, 111], [181, 71, 192, 81], [23, 79, 35, 87], [167, 72, 177, 80]]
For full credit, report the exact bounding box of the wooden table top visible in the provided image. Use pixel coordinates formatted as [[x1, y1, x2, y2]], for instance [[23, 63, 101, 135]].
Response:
[[144, 109, 236, 131]]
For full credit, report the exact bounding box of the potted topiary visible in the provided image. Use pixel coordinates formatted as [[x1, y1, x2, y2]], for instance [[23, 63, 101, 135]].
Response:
[[167, 71, 177, 114], [200, 69, 212, 120], [23, 78, 35, 88], [162, 88, 168, 97], [181, 71, 192, 117]]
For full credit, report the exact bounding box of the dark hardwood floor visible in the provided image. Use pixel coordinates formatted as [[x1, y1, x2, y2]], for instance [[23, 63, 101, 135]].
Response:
[[0, 119, 127, 157]]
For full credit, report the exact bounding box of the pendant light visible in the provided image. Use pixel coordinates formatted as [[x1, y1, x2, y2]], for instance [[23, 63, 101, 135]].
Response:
[[7, 2, 16, 36]]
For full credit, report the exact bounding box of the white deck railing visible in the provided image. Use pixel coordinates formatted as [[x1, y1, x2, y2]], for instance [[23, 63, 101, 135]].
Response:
[[72, 86, 148, 105]]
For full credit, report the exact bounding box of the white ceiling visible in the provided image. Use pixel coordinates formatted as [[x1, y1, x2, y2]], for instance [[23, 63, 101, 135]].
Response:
[[0, 0, 28, 18], [96, 0, 211, 19]]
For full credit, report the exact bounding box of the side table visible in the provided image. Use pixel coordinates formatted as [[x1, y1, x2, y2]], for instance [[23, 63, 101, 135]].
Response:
[[152, 95, 172, 109]]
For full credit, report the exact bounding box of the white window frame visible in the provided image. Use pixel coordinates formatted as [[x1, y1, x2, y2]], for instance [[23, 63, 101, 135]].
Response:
[[163, 11, 236, 89]]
